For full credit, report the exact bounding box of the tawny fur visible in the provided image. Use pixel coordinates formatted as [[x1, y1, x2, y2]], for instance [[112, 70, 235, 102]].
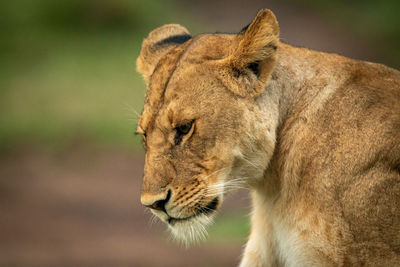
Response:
[[136, 9, 400, 266]]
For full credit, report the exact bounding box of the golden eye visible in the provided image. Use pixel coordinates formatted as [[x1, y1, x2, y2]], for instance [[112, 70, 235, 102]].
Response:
[[176, 122, 192, 135], [174, 121, 193, 145]]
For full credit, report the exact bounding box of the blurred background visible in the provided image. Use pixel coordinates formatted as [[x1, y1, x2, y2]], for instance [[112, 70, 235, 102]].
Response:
[[0, 0, 399, 266]]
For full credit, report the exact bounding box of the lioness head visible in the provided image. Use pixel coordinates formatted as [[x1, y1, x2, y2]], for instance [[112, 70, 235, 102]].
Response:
[[136, 9, 280, 245]]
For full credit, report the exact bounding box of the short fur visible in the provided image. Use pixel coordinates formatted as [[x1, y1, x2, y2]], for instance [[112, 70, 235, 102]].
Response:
[[136, 9, 400, 266]]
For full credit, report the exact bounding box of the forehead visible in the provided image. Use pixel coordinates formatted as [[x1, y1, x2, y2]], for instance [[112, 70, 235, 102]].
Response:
[[159, 33, 237, 100], [139, 34, 235, 130]]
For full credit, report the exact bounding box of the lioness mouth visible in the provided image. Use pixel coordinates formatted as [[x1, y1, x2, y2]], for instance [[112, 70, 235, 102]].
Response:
[[168, 197, 219, 225]]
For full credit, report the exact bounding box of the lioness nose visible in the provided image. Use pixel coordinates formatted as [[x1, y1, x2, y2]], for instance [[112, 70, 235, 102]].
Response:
[[141, 189, 171, 213]]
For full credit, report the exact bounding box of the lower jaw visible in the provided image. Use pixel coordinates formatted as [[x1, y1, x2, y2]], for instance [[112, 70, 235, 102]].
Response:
[[167, 197, 219, 225], [168, 211, 212, 226], [168, 216, 192, 226]]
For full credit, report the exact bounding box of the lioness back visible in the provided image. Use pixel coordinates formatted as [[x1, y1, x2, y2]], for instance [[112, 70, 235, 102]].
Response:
[[136, 9, 400, 266]]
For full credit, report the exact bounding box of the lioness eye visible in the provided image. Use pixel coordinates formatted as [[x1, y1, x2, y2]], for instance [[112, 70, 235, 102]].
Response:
[[174, 121, 193, 145], [177, 122, 192, 135]]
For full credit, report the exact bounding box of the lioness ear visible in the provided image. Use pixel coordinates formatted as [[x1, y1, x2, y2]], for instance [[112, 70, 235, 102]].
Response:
[[137, 24, 191, 84], [219, 9, 280, 97], [231, 9, 279, 70]]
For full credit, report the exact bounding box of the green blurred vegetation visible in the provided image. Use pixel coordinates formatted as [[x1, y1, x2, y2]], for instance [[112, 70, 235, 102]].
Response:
[[1, 0, 398, 152], [0, 0, 197, 152], [297, 0, 400, 69], [208, 213, 250, 243]]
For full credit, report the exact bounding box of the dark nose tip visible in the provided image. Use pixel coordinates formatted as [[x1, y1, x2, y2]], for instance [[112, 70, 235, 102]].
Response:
[[145, 189, 171, 213]]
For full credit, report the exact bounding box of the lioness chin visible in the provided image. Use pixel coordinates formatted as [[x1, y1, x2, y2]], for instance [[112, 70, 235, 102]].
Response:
[[136, 9, 400, 266]]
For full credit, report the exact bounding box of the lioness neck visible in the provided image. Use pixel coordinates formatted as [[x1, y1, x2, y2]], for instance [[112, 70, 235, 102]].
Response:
[[245, 43, 355, 266], [252, 43, 352, 194], [272, 43, 351, 130]]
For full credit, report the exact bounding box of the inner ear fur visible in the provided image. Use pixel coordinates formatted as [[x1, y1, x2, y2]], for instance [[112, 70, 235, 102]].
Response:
[[137, 24, 191, 84], [218, 9, 280, 98]]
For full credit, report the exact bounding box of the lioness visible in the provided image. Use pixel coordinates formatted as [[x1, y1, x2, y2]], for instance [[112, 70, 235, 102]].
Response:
[[136, 9, 400, 266]]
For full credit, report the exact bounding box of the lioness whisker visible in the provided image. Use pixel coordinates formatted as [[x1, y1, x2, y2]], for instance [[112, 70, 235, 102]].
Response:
[[149, 213, 159, 227], [200, 167, 229, 181], [123, 103, 141, 122]]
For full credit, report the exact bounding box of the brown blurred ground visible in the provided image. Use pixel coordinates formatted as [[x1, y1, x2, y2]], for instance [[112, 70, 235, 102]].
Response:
[[0, 147, 247, 267]]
